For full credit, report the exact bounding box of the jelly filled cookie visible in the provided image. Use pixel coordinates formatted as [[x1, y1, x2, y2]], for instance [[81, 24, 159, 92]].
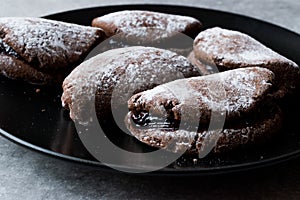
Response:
[[189, 27, 299, 97], [126, 67, 282, 154], [0, 17, 105, 85], [62, 46, 201, 126], [92, 10, 202, 56]]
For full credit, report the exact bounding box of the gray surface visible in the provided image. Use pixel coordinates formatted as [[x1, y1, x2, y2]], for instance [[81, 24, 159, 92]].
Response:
[[0, 0, 300, 199], [1, 0, 300, 33]]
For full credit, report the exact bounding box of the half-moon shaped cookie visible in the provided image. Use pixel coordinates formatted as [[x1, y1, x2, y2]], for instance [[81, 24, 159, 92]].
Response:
[[126, 67, 282, 154], [0, 17, 105, 85], [62, 46, 201, 126], [92, 10, 202, 40], [92, 10, 202, 56], [189, 27, 299, 97]]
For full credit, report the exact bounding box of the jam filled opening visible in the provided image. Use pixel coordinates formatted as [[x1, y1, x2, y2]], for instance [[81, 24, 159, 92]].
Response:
[[130, 102, 279, 133], [0, 39, 20, 58], [131, 111, 180, 131]]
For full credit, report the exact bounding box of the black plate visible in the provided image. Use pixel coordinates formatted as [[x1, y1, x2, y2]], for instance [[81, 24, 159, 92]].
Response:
[[1, 4, 300, 175]]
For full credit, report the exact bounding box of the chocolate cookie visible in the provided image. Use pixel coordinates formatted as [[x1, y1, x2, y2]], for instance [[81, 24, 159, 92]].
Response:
[[61, 46, 201, 126], [187, 51, 218, 75], [0, 17, 105, 85], [92, 10, 202, 56], [189, 27, 299, 97], [126, 67, 282, 154]]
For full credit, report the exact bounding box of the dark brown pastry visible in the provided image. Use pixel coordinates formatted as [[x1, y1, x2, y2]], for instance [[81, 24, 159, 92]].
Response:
[[189, 27, 299, 97], [126, 67, 282, 154], [61, 46, 201, 126], [0, 17, 105, 85], [187, 51, 218, 75], [91, 10, 202, 56], [92, 10, 202, 40]]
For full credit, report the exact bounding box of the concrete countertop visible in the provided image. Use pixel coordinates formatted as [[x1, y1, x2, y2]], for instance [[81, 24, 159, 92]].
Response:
[[0, 0, 300, 199]]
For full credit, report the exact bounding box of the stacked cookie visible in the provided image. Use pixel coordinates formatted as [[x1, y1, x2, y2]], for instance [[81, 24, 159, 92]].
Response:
[[124, 26, 299, 154], [0, 10, 299, 155]]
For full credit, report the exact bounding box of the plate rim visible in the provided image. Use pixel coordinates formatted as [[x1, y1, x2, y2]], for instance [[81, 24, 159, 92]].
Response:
[[2, 125, 300, 176], [44, 4, 300, 36], [1, 4, 300, 175]]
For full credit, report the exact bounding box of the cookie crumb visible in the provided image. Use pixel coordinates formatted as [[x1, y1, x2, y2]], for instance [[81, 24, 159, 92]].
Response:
[[260, 156, 264, 160], [193, 158, 198, 165]]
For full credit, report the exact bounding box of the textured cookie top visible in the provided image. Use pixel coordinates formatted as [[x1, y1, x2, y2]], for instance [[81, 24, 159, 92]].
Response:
[[92, 10, 202, 40], [62, 46, 200, 125], [127, 67, 277, 154], [193, 27, 298, 68], [0, 17, 105, 70], [128, 67, 274, 124]]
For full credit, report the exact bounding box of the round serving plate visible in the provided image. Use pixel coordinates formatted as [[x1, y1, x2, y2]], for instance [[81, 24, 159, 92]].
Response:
[[0, 4, 300, 175]]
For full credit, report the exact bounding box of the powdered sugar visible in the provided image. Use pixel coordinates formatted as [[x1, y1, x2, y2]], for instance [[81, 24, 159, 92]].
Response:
[[194, 27, 298, 67], [0, 17, 103, 69], [126, 67, 277, 153], [94, 10, 200, 41], [62, 46, 199, 125], [131, 67, 274, 122]]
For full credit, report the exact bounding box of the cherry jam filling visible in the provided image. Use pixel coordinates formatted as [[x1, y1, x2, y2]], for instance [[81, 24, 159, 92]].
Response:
[[131, 111, 180, 131], [0, 39, 20, 58]]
